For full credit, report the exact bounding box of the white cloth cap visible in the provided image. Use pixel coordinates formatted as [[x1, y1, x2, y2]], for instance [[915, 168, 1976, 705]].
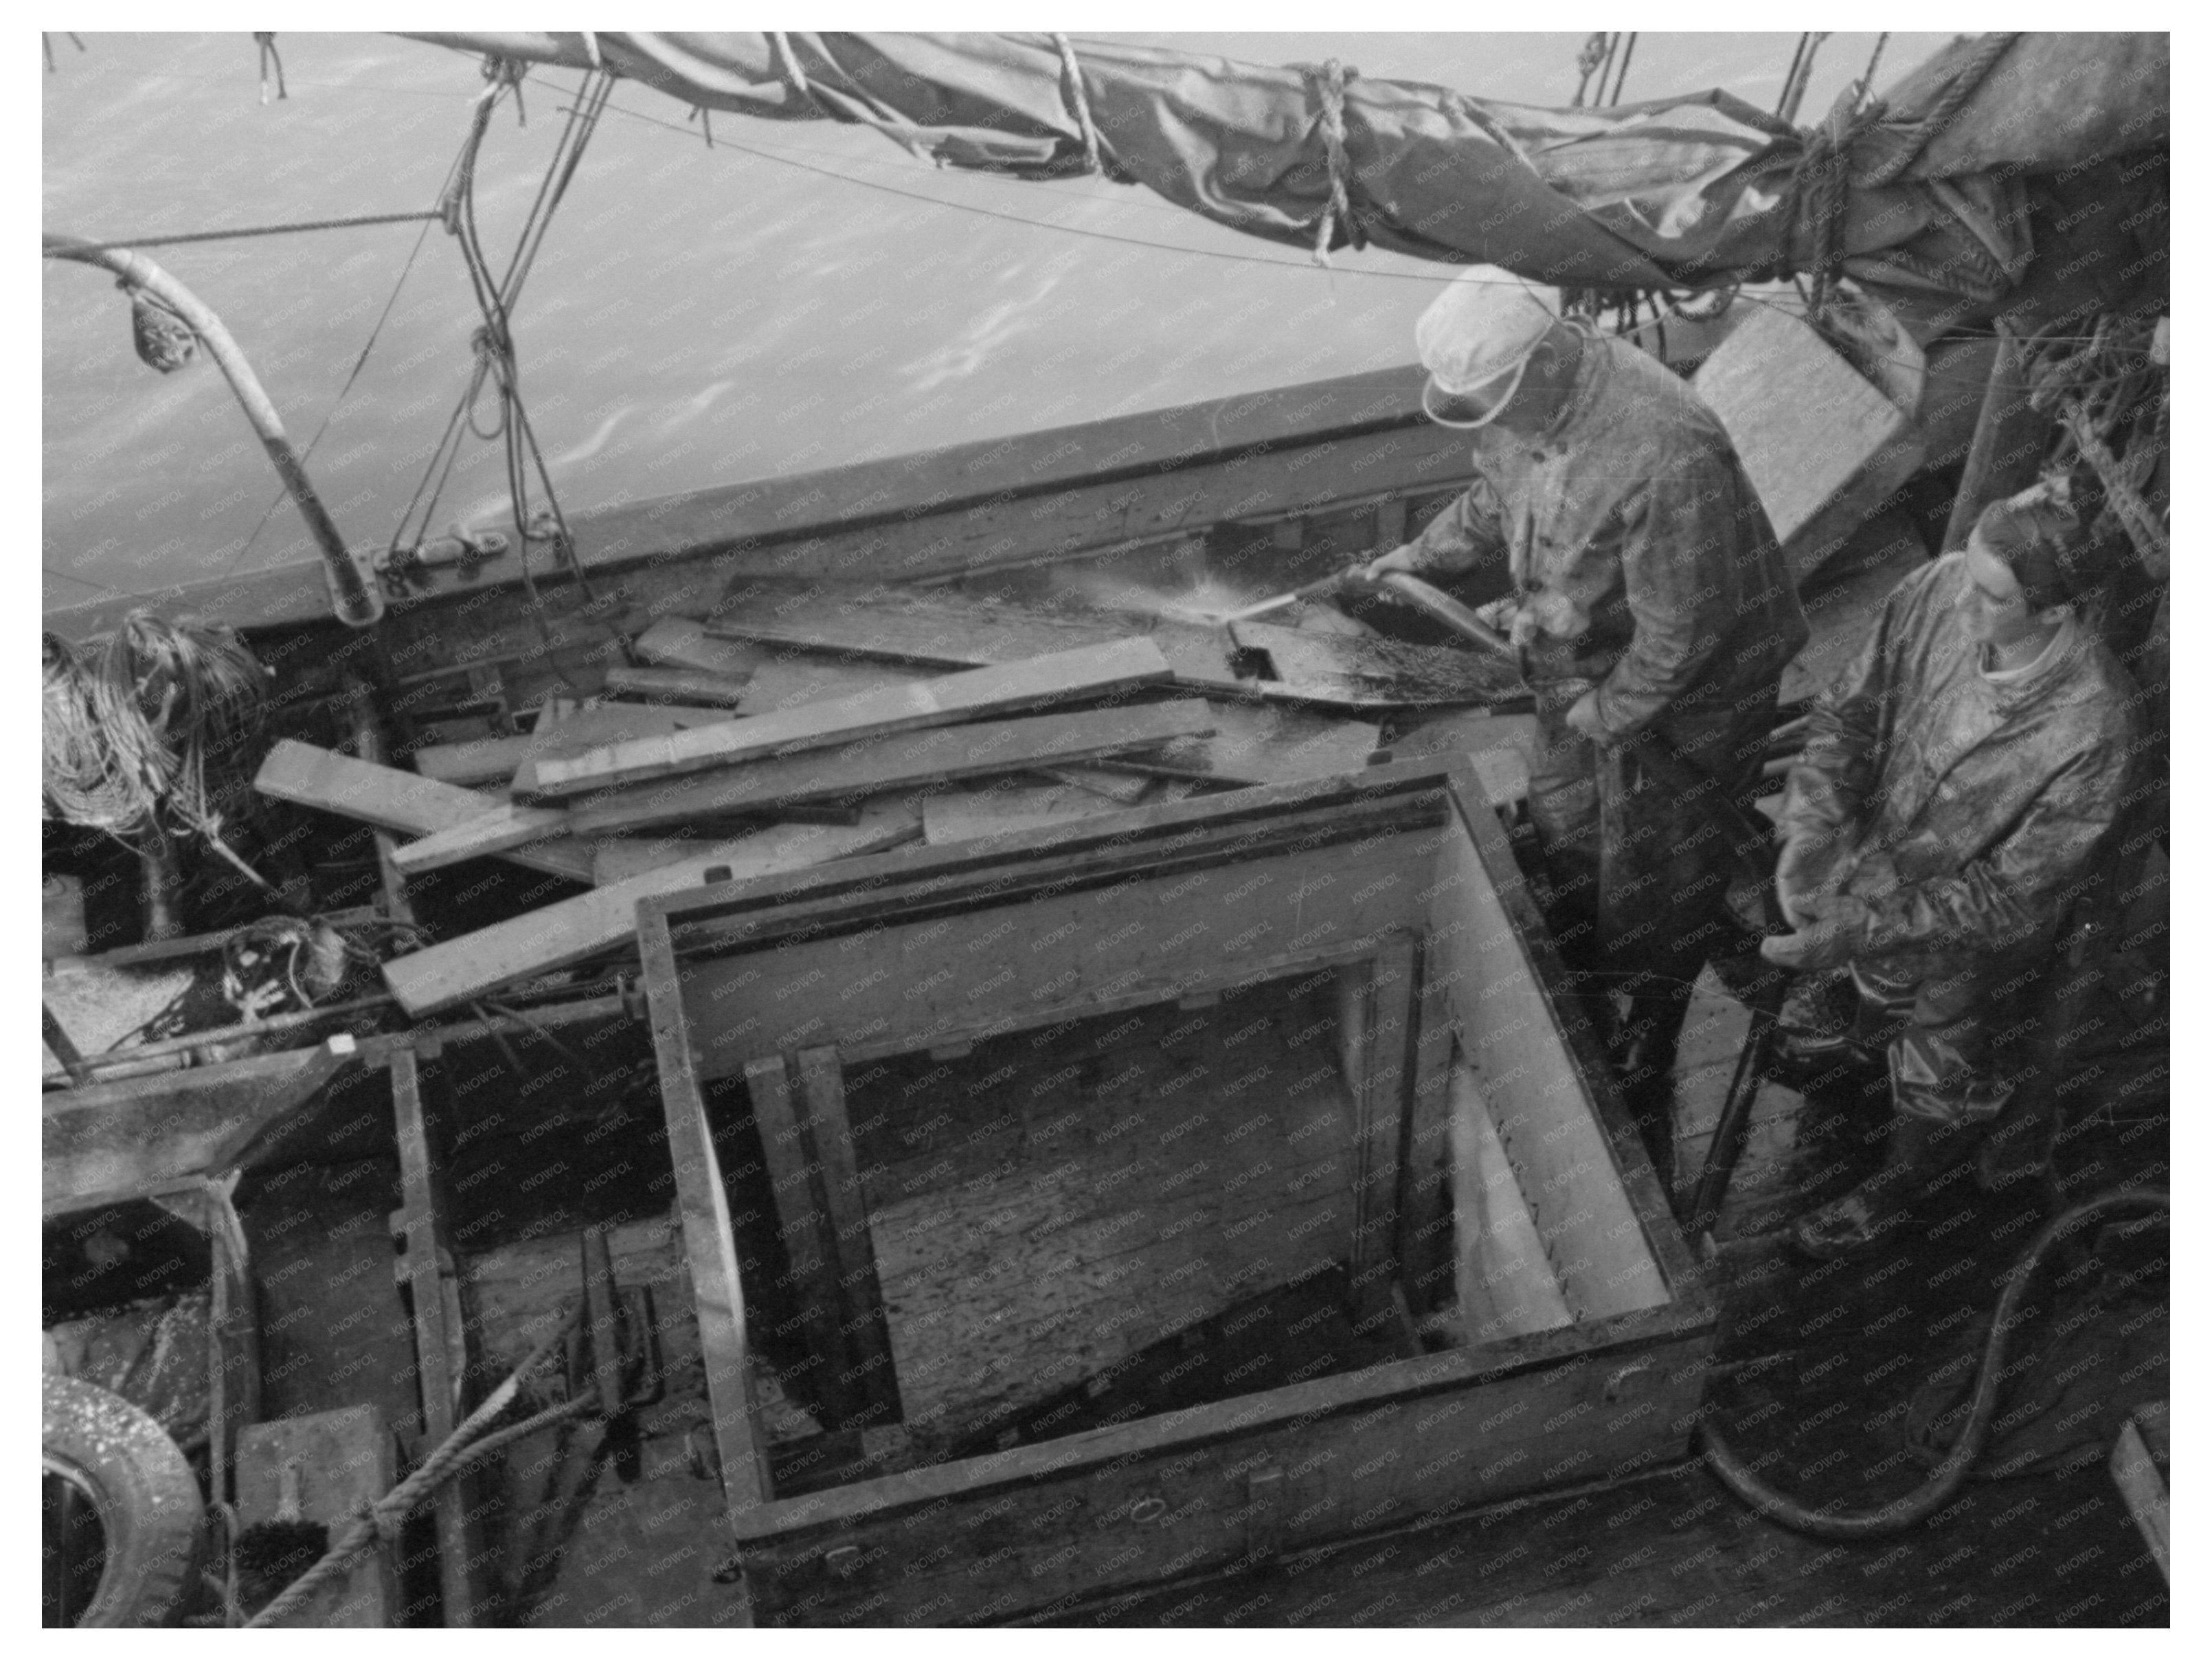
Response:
[[1416, 267, 1560, 427]]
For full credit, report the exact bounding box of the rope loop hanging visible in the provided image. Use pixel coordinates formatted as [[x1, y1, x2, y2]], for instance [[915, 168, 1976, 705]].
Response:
[[769, 31, 818, 112], [1571, 33, 1610, 108], [1307, 59, 1364, 267], [253, 32, 286, 104], [1051, 33, 1103, 177]]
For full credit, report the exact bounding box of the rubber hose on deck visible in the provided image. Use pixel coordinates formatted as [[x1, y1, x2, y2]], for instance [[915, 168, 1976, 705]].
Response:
[[1698, 1187, 2168, 1540]]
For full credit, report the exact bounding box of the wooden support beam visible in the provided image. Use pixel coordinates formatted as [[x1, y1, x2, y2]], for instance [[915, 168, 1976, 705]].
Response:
[[389, 1048, 486, 1626], [381, 807, 922, 1016], [256, 739, 598, 884], [643, 924, 772, 1534], [744, 1055, 861, 1430], [515, 639, 1175, 800], [565, 700, 1212, 838], [1340, 938, 1418, 1299], [1398, 940, 1459, 1316], [793, 1048, 901, 1430]]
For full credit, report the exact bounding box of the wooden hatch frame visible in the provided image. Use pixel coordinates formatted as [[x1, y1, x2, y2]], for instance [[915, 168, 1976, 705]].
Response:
[[638, 757, 1715, 1626]]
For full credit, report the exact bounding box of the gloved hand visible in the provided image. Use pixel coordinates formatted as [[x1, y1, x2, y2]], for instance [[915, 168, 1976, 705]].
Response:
[[1774, 825, 1857, 928], [1347, 543, 1429, 592], [1759, 894, 1872, 973], [1564, 688, 1610, 743]]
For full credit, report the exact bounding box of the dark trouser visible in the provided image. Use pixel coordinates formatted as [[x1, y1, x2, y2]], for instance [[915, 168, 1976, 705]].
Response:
[[1847, 957, 2016, 1131], [1525, 682, 1775, 1001], [1525, 682, 1778, 1181]]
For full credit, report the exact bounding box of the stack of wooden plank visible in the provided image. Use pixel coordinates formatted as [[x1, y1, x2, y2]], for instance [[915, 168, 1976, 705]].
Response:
[[253, 586, 1522, 1024]]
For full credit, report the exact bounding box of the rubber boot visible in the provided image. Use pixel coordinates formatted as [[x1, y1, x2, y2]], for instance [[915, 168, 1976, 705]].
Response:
[[1612, 987, 1690, 1196], [1763, 969, 1881, 1095], [1789, 1112, 1976, 1261]]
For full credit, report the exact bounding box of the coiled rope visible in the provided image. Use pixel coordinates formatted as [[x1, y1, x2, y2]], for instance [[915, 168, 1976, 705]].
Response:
[[43, 613, 273, 888]]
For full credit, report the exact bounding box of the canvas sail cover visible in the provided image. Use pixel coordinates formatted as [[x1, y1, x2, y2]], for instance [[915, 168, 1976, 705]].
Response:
[[403, 32, 2166, 303]]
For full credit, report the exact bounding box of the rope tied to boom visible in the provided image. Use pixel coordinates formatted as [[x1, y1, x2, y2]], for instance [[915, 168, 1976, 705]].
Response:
[[1306, 59, 1364, 267], [1051, 33, 1104, 177], [1782, 31, 2023, 319]]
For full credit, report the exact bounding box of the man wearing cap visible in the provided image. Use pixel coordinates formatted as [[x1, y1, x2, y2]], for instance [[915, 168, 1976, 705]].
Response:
[[1362, 269, 1807, 1189], [1757, 483, 2139, 1259]]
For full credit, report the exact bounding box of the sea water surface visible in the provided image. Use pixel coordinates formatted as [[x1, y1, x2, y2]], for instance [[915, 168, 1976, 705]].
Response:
[[42, 30, 1941, 613]]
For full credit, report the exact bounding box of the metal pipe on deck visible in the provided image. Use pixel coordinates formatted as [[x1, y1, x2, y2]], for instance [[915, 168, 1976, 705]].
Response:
[[43, 232, 385, 629]]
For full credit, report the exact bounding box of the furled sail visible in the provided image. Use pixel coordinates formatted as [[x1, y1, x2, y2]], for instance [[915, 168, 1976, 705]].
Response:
[[399, 32, 2165, 302]]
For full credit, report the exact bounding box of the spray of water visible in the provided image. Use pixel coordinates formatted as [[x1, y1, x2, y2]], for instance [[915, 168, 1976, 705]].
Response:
[[1046, 568, 1267, 625]]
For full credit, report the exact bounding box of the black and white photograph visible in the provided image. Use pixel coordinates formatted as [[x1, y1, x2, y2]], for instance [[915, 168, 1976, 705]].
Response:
[[38, 23, 2172, 1631]]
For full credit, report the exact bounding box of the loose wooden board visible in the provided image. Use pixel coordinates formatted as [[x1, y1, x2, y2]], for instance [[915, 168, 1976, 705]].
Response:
[[563, 699, 1213, 838], [734, 655, 936, 715], [409, 702, 737, 787], [1231, 620, 1514, 708], [919, 783, 1129, 846], [390, 801, 573, 875], [515, 638, 1175, 800], [1114, 699, 1382, 787], [631, 615, 769, 680], [706, 586, 1246, 692], [381, 805, 923, 1016], [603, 664, 749, 706], [704, 587, 1124, 669], [255, 739, 596, 884], [1378, 710, 1539, 807]]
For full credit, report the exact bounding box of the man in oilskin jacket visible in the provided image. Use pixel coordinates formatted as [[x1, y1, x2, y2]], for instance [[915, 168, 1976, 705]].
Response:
[[1361, 268, 1807, 1190], [1759, 482, 2141, 1259]]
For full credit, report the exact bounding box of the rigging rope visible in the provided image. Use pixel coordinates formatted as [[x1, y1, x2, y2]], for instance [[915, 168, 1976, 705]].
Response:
[[389, 63, 616, 653], [1571, 34, 1610, 109], [1307, 60, 1362, 267], [1051, 33, 1103, 177], [253, 32, 286, 104], [62, 210, 443, 254]]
